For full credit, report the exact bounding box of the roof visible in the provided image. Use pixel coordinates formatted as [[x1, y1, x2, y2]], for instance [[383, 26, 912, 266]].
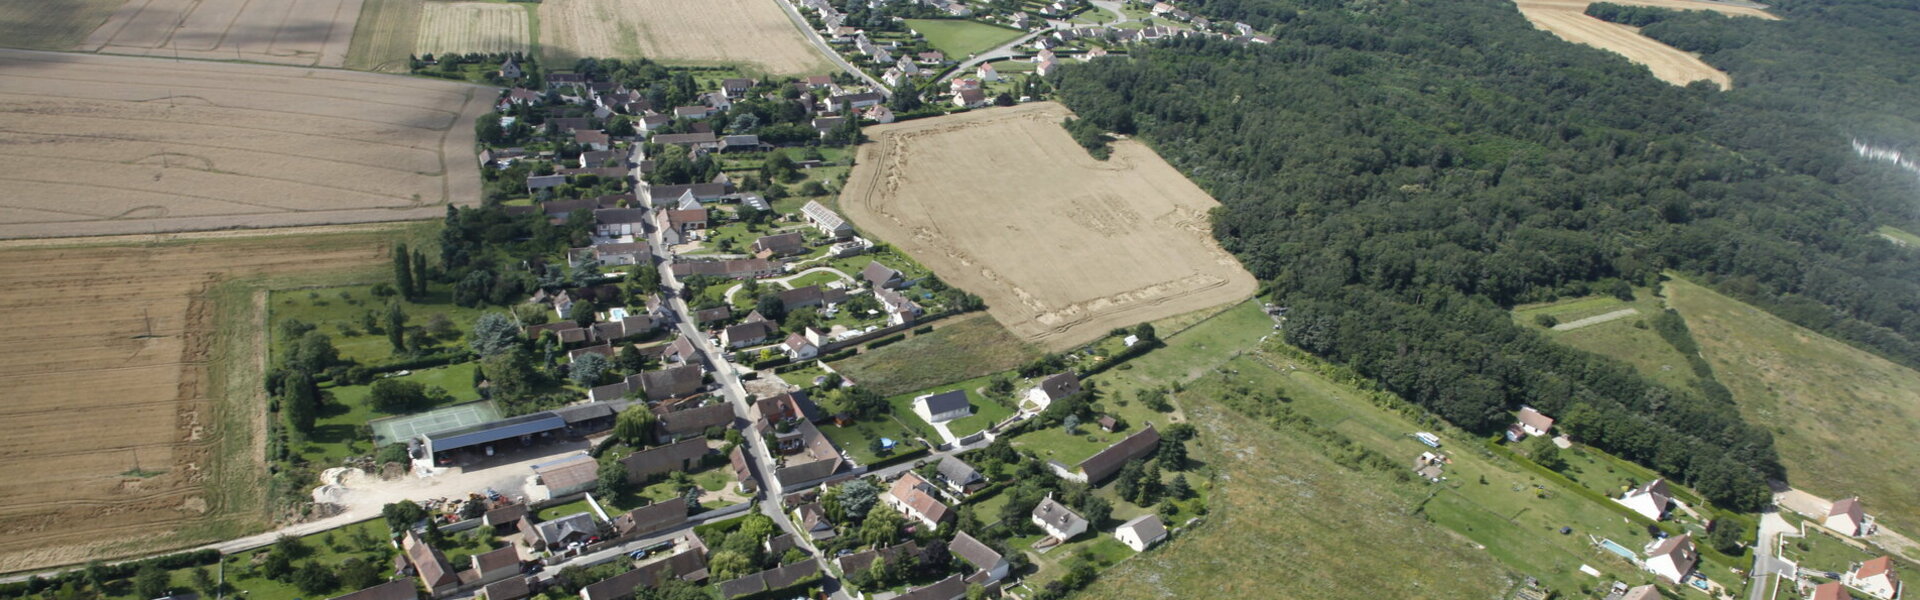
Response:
[[888, 472, 951, 523], [613, 497, 688, 538], [1036, 372, 1081, 401], [947, 530, 1002, 571], [639, 365, 704, 400], [693, 306, 732, 323], [860, 261, 901, 286], [1647, 534, 1697, 576], [653, 132, 719, 146], [1119, 514, 1167, 542], [936, 456, 982, 487], [620, 437, 710, 479], [1830, 497, 1864, 521], [534, 512, 600, 546], [917, 390, 970, 416], [595, 208, 648, 225], [482, 577, 530, 600], [723, 320, 778, 343], [1811, 582, 1853, 600], [403, 531, 457, 588], [537, 455, 599, 492], [328, 579, 420, 600], [1516, 406, 1554, 432], [897, 574, 965, 600], [1032, 496, 1086, 534], [553, 402, 617, 424], [801, 200, 848, 231], [837, 541, 924, 574], [473, 546, 520, 572], [425, 412, 568, 453], [1855, 555, 1895, 579], [1078, 423, 1161, 483], [1618, 585, 1658, 600], [755, 232, 806, 253], [484, 503, 528, 526], [658, 402, 735, 436]]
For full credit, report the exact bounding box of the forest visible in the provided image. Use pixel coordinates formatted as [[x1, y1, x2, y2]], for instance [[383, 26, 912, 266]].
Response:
[[1052, 0, 1920, 510]]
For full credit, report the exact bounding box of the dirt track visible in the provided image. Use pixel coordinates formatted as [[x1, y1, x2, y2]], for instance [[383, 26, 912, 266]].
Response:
[[839, 102, 1258, 351], [80, 0, 365, 67], [0, 229, 395, 572], [1513, 0, 1776, 89], [539, 0, 833, 75], [0, 50, 492, 239]]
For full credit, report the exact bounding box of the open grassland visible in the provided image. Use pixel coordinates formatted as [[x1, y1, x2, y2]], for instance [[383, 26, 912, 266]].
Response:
[[1511, 0, 1774, 89], [0, 226, 409, 573], [79, 0, 365, 67], [902, 19, 1024, 58], [0, 50, 490, 239], [832, 314, 1042, 396], [1513, 288, 1702, 391], [0, 0, 127, 50], [417, 2, 530, 56], [1878, 225, 1920, 248], [1665, 277, 1920, 535], [839, 103, 1258, 351], [1078, 385, 1515, 599], [538, 0, 832, 75], [345, 0, 423, 72]]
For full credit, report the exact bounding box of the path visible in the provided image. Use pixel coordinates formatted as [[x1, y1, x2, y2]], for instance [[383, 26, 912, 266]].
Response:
[[1551, 308, 1640, 331], [721, 266, 857, 306], [772, 0, 889, 94]]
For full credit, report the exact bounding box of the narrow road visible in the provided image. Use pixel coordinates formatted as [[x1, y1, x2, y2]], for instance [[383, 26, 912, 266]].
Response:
[[940, 30, 1046, 83], [770, 0, 889, 94], [1748, 511, 1793, 600]]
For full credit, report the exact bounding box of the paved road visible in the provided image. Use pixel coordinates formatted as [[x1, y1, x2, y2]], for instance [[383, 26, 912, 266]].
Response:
[[1749, 511, 1794, 600], [940, 30, 1046, 83], [770, 0, 889, 94], [722, 265, 857, 305]]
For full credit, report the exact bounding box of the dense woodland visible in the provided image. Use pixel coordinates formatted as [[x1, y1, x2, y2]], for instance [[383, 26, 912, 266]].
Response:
[[1054, 0, 1920, 509]]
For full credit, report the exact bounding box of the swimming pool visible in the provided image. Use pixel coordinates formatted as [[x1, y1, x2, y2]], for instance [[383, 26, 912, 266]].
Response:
[[1599, 539, 1637, 560]]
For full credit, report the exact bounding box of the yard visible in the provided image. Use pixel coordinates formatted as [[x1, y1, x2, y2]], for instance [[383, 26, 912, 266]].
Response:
[[1779, 530, 1875, 574], [887, 375, 1018, 439], [816, 415, 931, 466], [300, 363, 482, 465], [832, 314, 1043, 396], [216, 519, 400, 600], [270, 282, 495, 365], [903, 19, 1026, 58]]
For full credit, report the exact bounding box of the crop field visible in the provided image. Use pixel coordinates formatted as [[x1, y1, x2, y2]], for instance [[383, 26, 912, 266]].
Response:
[[0, 227, 402, 573], [902, 19, 1024, 58], [417, 2, 531, 56], [0, 50, 491, 239], [1511, 0, 1775, 89], [1665, 277, 1920, 535], [538, 0, 832, 75], [839, 103, 1259, 351], [78, 0, 365, 67], [0, 1, 128, 50]]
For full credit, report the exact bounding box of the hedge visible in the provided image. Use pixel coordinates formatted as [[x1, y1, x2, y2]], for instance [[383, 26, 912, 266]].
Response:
[[865, 334, 906, 349], [0, 549, 223, 595], [864, 446, 931, 471]]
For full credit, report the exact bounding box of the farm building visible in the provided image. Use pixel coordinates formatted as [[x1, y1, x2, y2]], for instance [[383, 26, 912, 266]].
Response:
[[1064, 423, 1161, 484], [802, 200, 854, 237], [419, 412, 568, 464], [533, 454, 600, 496]]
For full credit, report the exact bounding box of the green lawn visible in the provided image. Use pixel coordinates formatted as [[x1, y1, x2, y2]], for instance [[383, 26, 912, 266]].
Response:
[[785, 270, 848, 289], [833, 314, 1043, 396], [1512, 287, 1700, 391], [537, 498, 596, 521], [298, 363, 481, 465], [778, 363, 830, 387], [1026, 535, 1134, 587], [1877, 225, 1920, 247], [818, 416, 928, 466], [270, 282, 495, 365], [819, 245, 933, 287], [1780, 530, 1875, 574], [217, 519, 400, 600], [904, 19, 1025, 57], [889, 374, 1018, 438]]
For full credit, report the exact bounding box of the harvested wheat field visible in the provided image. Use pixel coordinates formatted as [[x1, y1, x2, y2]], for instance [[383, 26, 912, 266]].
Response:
[[539, 0, 832, 75], [0, 50, 491, 239], [417, 2, 530, 56], [79, 0, 365, 67], [840, 102, 1259, 351], [0, 227, 401, 572], [1513, 0, 1776, 89]]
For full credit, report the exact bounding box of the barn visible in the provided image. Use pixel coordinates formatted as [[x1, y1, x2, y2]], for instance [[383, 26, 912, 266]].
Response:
[[420, 412, 568, 464]]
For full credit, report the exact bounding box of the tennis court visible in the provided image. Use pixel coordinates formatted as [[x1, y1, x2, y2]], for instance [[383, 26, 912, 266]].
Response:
[[370, 401, 504, 446]]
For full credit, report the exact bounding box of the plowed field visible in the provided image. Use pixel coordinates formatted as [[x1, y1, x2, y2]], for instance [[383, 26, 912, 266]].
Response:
[[80, 0, 365, 67]]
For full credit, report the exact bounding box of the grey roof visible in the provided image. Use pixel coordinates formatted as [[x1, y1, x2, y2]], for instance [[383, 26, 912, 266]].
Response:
[[424, 412, 568, 453], [553, 402, 617, 424], [1032, 496, 1086, 534], [860, 261, 902, 286], [936, 456, 982, 487], [1036, 372, 1081, 402], [328, 580, 420, 600], [1119, 514, 1167, 543], [482, 577, 530, 600], [897, 574, 966, 600], [801, 200, 848, 232], [947, 530, 1002, 572], [918, 390, 969, 416], [535, 512, 600, 546]]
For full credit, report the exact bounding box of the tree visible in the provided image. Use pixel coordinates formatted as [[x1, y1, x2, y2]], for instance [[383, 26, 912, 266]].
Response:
[[286, 331, 341, 374], [471, 312, 521, 357], [1708, 518, 1746, 554], [1077, 495, 1112, 527], [191, 566, 217, 596], [382, 500, 427, 532], [630, 265, 661, 292], [386, 300, 409, 352], [1159, 438, 1188, 470], [596, 459, 629, 497], [133, 565, 170, 600], [369, 379, 432, 413], [756, 294, 788, 321], [1167, 474, 1192, 500], [570, 352, 611, 387], [612, 405, 657, 446], [262, 551, 294, 582], [707, 550, 753, 580], [412, 250, 429, 297], [282, 369, 319, 434], [1527, 436, 1568, 472], [336, 558, 381, 591], [569, 299, 598, 327], [482, 348, 540, 401], [617, 345, 648, 372], [838, 479, 880, 521], [393, 244, 414, 300], [293, 560, 337, 595], [859, 503, 903, 547]]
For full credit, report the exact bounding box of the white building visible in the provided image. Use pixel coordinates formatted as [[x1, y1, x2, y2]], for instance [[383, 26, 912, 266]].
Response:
[[947, 530, 1009, 584], [1026, 372, 1081, 410], [1031, 494, 1087, 542], [1828, 497, 1869, 536], [1616, 479, 1675, 522], [914, 390, 971, 423], [1643, 534, 1697, 584], [1843, 556, 1901, 600], [1114, 514, 1168, 552]]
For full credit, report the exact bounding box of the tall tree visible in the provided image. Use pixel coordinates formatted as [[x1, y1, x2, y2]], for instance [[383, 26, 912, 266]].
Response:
[[282, 370, 318, 435], [411, 249, 429, 297], [469, 312, 521, 357], [393, 243, 414, 300], [385, 300, 409, 352]]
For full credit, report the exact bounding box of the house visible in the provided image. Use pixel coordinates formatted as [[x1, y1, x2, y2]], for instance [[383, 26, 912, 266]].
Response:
[[471, 546, 522, 585], [644, 182, 733, 207], [721, 319, 779, 348], [794, 502, 837, 541], [1642, 534, 1697, 584], [1026, 372, 1081, 410], [778, 285, 846, 311], [860, 261, 903, 288], [802, 200, 854, 237], [1073, 424, 1160, 483], [730, 446, 759, 494], [914, 390, 971, 423], [1036, 59, 1057, 77], [401, 531, 460, 596], [1828, 497, 1868, 536], [864, 104, 896, 124], [753, 232, 807, 257], [804, 75, 834, 89], [1615, 584, 1658, 600], [947, 530, 1008, 584], [721, 135, 763, 153], [755, 391, 824, 452], [1616, 479, 1675, 521], [826, 92, 885, 112], [328, 579, 421, 600], [1031, 494, 1088, 542], [656, 402, 735, 441], [935, 455, 985, 494], [691, 307, 732, 326], [1512, 406, 1554, 439], [660, 209, 708, 244], [721, 78, 755, 98], [976, 63, 998, 82], [954, 88, 989, 109], [1114, 514, 1168, 551], [593, 242, 651, 266], [811, 116, 847, 138], [483, 503, 529, 532], [638, 365, 704, 401], [620, 438, 710, 481], [673, 105, 712, 120], [575, 129, 612, 151], [1843, 556, 1900, 600], [883, 471, 953, 528], [593, 208, 648, 237], [653, 132, 721, 151], [546, 73, 588, 88], [772, 420, 844, 487], [580, 149, 624, 169], [481, 577, 530, 600], [577, 545, 710, 600], [781, 332, 818, 360], [534, 454, 600, 496], [1812, 582, 1855, 600], [502, 87, 540, 107], [527, 174, 566, 193]]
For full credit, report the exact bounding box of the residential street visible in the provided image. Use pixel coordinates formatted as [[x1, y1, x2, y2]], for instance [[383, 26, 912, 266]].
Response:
[[1747, 511, 1794, 600], [771, 0, 889, 94]]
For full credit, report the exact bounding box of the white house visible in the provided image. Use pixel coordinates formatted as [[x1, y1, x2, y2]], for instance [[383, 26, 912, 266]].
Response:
[[1843, 556, 1901, 600], [883, 472, 951, 528], [1031, 494, 1087, 542], [977, 62, 999, 82], [1616, 479, 1675, 521], [1026, 372, 1081, 410], [1828, 497, 1869, 536], [1643, 534, 1697, 584], [781, 332, 819, 360], [947, 530, 1008, 584], [1508, 405, 1555, 441], [914, 390, 971, 423], [1114, 514, 1168, 552]]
